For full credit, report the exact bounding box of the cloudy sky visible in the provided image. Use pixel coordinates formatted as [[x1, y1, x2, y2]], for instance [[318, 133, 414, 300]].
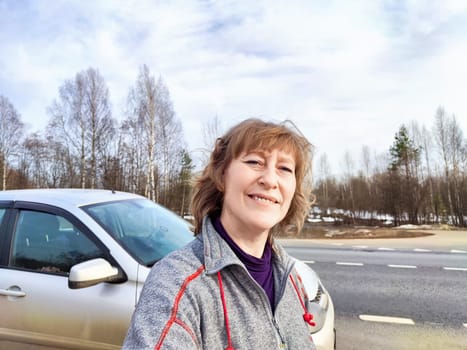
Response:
[[1, 0, 466, 174]]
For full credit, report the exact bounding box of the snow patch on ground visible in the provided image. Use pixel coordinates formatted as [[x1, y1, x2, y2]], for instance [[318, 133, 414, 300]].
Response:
[[325, 230, 346, 238], [396, 224, 433, 230]]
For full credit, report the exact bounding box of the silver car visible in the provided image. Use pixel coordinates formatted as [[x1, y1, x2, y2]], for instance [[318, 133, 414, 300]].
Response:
[[0, 189, 334, 349]]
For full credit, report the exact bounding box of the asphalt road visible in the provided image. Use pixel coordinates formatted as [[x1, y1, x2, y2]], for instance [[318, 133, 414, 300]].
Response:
[[280, 231, 467, 350]]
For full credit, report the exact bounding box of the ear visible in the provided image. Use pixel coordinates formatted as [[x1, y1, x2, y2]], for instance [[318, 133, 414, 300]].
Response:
[[217, 161, 231, 192], [214, 169, 225, 193], [218, 177, 225, 192]]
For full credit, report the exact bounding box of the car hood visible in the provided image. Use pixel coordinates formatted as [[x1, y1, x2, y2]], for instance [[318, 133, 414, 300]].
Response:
[[293, 259, 319, 297]]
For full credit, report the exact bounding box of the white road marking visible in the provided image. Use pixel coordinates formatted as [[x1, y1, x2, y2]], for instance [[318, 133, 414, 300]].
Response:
[[388, 264, 417, 269], [443, 267, 467, 271], [302, 260, 315, 264], [451, 249, 467, 254], [359, 314, 415, 325], [352, 245, 368, 249], [414, 248, 432, 252], [336, 262, 364, 266], [378, 247, 395, 251]]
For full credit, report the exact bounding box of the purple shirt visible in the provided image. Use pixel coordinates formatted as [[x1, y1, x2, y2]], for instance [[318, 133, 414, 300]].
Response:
[[213, 217, 275, 309]]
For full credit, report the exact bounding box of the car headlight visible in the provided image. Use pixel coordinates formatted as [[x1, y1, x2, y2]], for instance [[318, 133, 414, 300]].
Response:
[[306, 282, 330, 333], [292, 259, 333, 334]]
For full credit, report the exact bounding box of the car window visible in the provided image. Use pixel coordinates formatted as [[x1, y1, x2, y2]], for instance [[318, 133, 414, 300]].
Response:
[[0, 208, 6, 223], [83, 198, 193, 266], [9, 210, 103, 275]]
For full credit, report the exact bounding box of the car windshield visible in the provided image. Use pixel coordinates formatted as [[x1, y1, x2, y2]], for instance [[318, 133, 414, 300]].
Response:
[[82, 198, 194, 266]]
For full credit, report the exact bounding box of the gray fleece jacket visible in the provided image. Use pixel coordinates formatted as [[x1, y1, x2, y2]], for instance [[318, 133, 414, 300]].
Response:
[[123, 217, 316, 350]]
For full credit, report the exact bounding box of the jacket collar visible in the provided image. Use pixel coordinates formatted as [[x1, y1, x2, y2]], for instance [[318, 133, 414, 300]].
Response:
[[200, 216, 294, 275], [201, 216, 241, 274]]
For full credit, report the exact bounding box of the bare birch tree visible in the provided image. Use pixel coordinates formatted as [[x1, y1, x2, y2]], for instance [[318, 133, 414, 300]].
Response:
[[360, 145, 376, 219], [83, 68, 115, 188], [154, 76, 184, 207], [447, 115, 465, 225], [47, 76, 85, 187], [317, 153, 332, 210], [126, 65, 158, 200], [341, 151, 356, 222], [118, 117, 146, 194], [47, 68, 114, 188], [433, 106, 455, 223], [0, 95, 25, 190], [21, 132, 48, 188]]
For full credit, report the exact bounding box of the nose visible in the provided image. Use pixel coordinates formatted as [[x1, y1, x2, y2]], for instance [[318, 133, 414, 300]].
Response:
[[259, 165, 278, 189]]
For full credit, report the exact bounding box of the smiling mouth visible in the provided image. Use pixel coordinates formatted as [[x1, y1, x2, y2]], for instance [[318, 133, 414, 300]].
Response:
[[249, 195, 279, 204]]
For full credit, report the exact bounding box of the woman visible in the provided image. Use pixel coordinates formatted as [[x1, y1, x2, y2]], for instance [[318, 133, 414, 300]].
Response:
[[123, 118, 316, 349]]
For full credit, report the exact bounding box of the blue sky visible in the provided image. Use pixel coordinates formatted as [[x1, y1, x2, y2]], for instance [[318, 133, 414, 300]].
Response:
[[1, 0, 466, 174]]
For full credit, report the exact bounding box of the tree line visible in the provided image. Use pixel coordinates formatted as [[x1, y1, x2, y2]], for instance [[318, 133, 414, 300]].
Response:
[[0, 65, 194, 216], [1, 66, 466, 226], [314, 107, 466, 227]]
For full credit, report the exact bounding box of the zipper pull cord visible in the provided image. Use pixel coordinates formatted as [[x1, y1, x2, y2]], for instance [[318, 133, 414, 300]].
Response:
[[217, 271, 235, 350], [289, 275, 316, 327]]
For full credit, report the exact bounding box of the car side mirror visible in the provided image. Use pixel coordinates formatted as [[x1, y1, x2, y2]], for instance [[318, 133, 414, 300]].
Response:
[[68, 258, 124, 289]]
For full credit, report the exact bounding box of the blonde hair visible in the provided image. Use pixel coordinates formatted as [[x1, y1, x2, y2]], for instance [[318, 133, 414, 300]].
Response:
[[190, 118, 313, 237]]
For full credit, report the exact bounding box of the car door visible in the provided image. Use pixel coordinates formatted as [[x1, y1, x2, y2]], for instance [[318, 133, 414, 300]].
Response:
[[0, 205, 135, 350]]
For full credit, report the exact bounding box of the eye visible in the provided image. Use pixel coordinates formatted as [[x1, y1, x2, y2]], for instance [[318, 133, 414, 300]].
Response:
[[245, 159, 261, 166], [279, 166, 294, 173]]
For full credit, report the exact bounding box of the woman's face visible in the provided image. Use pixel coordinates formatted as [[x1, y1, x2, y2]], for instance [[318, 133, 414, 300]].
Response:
[[220, 148, 297, 237]]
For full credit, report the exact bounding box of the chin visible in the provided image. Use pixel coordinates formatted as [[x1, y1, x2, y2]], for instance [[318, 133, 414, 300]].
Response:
[[249, 218, 282, 233]]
